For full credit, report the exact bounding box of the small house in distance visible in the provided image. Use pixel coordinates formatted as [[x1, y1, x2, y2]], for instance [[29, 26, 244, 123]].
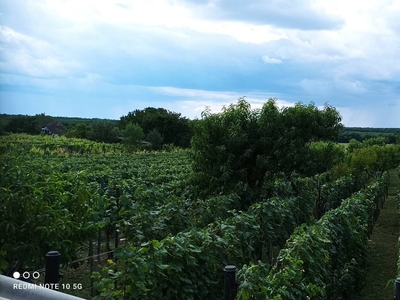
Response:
[[41, 122, 67, 136]]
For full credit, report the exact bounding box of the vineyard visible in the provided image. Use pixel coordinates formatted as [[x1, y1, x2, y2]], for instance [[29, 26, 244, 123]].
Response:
[[1, 100, 400, 299]]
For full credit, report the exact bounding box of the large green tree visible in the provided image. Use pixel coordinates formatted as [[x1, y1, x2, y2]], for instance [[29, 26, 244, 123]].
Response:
[[146, 128, 164, 150], [3, 113, 56, 135], [66, 123, 91, 139], [349, 144, 400, 179], [88, 121, 119, 143], [303, 141, 345, 176], [121, 123, 145, 150], [347, 136, 388, 154], [4, 115, 38, 134], [120, 107, 192, 148], [191, 98, 343, 198]]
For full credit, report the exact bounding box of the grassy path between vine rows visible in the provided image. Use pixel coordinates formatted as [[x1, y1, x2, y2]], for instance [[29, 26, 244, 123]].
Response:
[[355, 168, 399, 300]]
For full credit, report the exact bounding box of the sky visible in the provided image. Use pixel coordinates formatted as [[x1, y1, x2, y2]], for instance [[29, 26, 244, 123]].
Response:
[[0, 0, 400, 127]]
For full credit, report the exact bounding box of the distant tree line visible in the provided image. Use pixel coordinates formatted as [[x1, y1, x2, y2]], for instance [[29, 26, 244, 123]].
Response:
[[1, 108, 399, 148], [0, 113, 57, 136], [338, 127, 400, 143], [0, 108, 193, 149]]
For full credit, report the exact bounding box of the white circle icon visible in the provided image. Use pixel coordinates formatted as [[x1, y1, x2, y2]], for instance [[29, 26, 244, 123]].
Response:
[[22, 272, 30, 279], [13, 272, 20, 279], [32, 272, 40, 279]]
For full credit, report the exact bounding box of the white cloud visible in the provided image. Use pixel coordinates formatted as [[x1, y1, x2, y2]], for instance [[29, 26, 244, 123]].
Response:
[[235, 0, 400, 84], [299, 79, 329, 93], [261, 55, 282, 64], [150, 86, 294, 118], [0, 26, 82, 78], [337, 106, 376, 127], [1, 0, 400, 127], [151, 86, 279, 102], [43, 0, 287, 44], [151, 86, 241, 100], [46, 0, 192, 26], [337, 99, 400, 127], [187, 21, 287, 44], [177, 0, 344, 30], [83, 72, 102, 83], [299, 78, 367, 95]]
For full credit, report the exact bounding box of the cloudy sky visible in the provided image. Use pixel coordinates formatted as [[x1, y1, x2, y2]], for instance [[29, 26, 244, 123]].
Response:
[[1, 0, 399, 127]]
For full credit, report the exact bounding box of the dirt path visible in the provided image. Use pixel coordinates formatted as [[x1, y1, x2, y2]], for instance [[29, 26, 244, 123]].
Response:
[[355, 169, 399, 300]]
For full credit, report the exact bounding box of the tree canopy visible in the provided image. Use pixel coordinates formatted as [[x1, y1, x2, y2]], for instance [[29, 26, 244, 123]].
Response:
[[120, 107, 192, 148], [121, 123, 145, 150], [191, 98, 343, 197], [66, 123, 91, 139], [87, 121, 119, 143], [146, 128, 164, 150], [347, 141, 400, 179], [3, 113, 55, 135]]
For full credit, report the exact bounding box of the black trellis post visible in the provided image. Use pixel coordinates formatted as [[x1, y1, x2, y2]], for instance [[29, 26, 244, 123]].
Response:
[[44, 251, 61, 288], [100, 177, 105, 190], [97, 229, 102, 263], [223, 265, 237, 300], [395, 277, 400, 300], [114, 187, 120, 290], [115, 187, 120, 252]]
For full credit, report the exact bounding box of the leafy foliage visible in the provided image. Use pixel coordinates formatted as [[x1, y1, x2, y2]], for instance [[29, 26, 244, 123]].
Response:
[[91, 173, 368, 299], [304, 141, 345, 176], [1, 104, 396, 300], [237, 173, 389, 299], [66, 123, 91, 139], [396, 166, 400, 281], [0, 134, 192, 278], [349, 144, 400, 179], [347, 137, 388, 154], [0, 134, 125, 155], [88, 121, 120, 143], [338, 127, 400, 144], [4, 115, 39, 134], [1, 113, 61, 134], [121, 123, 145, 150], [191, 98, 343, 199], [120, 107, 192, 148], [146, 128, 164, 150], [0, 157, 101, 274]]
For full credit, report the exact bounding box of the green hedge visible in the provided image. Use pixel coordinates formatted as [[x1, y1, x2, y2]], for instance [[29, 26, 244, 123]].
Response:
[[237, 172, 389, 299], [92, 174, 367, 299]]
